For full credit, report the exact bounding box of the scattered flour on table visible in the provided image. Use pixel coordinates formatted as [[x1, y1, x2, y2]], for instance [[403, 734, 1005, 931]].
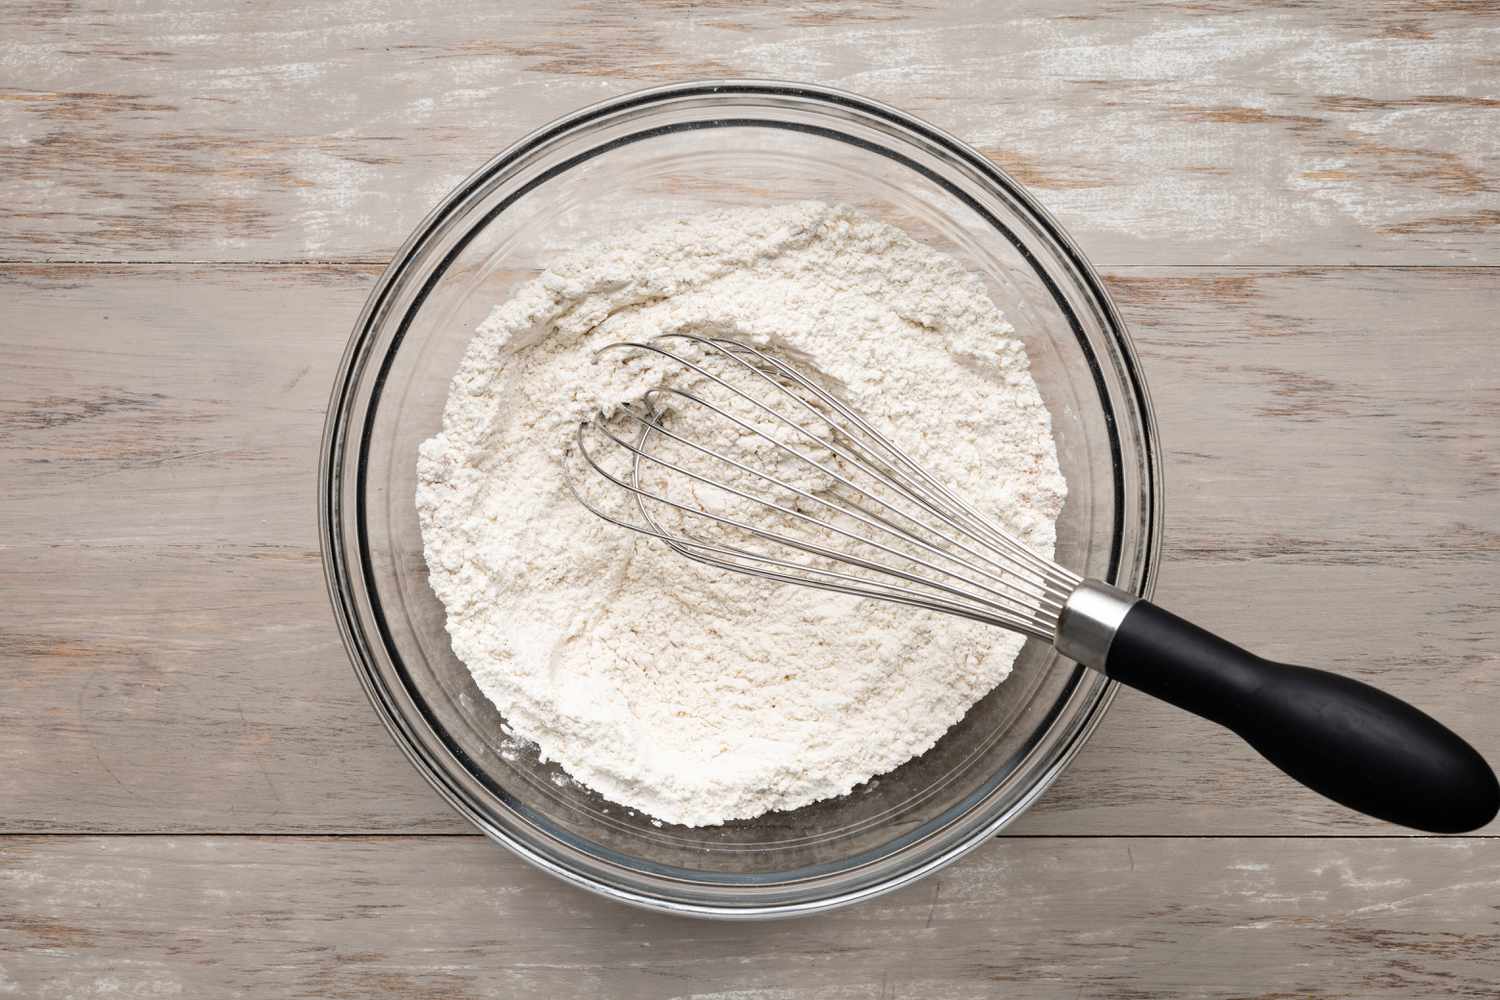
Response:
[[416, 201, 1066, 826]]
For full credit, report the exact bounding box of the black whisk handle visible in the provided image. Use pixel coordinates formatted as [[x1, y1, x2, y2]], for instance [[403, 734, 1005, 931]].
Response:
[[1103, 600, 1499, 834]]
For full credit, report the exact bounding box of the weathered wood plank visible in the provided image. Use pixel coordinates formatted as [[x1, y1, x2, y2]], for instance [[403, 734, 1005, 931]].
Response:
[[2, 835, 1498, 998], [3, 1, 1498, 264], [2, 262, 1497, 835]]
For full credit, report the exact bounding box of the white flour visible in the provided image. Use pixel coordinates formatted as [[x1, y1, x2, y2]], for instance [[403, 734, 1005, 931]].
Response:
[[416, 201, 1065, 826]]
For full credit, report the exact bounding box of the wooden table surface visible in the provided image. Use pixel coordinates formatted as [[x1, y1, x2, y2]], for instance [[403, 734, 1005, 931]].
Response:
[[5, 2, 1499, 996]]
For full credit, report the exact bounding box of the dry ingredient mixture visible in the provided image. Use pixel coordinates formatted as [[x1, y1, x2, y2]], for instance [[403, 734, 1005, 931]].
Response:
[[416, 201, 1065, 827]]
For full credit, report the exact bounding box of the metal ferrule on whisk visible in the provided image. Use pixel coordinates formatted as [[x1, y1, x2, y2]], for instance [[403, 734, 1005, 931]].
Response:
[[1054, 580, 1139, 671]]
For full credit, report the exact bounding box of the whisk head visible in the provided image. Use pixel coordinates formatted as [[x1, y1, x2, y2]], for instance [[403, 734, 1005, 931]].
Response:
[[562, 334, 1080, 642]]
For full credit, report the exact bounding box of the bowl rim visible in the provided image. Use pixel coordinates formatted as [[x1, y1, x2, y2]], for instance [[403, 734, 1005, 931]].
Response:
[[319, 79, 1164, 918]]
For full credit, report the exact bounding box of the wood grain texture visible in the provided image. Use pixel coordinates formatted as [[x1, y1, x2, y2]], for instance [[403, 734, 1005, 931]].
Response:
[[3, 836, 1499, 999], [4, 262, 1496, 835], [6, 3, 1500, 987], [3, 0, 1499, 264]]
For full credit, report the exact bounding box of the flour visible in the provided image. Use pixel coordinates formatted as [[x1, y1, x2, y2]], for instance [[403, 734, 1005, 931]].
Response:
[[416, 201, 1066, 827]]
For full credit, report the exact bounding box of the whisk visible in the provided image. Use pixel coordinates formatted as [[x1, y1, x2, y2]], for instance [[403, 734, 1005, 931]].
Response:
[[563, 334, 1498, 833]]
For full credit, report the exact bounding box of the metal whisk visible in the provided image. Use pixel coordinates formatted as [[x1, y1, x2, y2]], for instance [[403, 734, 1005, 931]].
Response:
[[562, 334, 1497, 834]]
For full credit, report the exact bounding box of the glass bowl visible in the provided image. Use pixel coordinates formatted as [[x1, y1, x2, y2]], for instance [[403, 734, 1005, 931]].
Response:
[[320, 81, 1162, 917]]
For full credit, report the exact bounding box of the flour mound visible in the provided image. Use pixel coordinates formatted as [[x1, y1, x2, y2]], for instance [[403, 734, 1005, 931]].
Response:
[[416, 201, 1065, 826]]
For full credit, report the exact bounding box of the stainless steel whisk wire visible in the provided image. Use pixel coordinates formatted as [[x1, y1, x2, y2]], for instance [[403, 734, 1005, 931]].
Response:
[[564, 334, 1081, 641]]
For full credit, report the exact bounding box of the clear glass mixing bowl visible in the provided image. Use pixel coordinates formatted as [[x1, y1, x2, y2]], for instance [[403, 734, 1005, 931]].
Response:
[[320, 82, 1162, 917]]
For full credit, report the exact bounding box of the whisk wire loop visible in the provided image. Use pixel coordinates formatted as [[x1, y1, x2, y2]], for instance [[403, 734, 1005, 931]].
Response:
[[566, 336, 1080, 641]]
